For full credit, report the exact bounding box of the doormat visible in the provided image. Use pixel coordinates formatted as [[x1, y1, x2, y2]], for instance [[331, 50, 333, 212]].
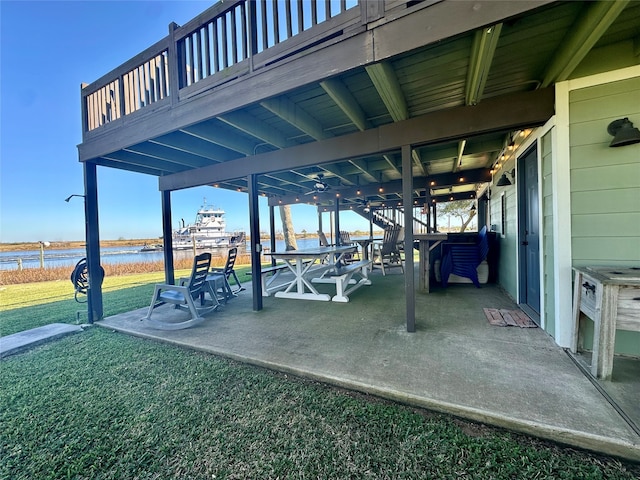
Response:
[[483, 308, 538, 328]]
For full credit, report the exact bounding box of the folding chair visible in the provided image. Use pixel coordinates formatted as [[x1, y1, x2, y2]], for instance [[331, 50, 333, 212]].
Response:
[[143, 252, 218, 330]]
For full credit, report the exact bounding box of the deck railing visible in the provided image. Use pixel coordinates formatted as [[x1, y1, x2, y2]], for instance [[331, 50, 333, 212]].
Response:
[[82, 0, 360, 135]]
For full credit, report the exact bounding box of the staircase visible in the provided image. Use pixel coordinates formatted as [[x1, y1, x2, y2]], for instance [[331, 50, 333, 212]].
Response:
[[351, 205, 430, 234]]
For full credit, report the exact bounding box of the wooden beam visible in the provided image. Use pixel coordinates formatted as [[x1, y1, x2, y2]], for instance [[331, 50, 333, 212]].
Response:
[[104, 150, 186, 173], [180, 124, 254, 155], [365, 61, 408, 122], [465, 24, 502, 106], [160, 88, 554, 191], [452, 140, 467, 173], [382, 153, 401, 176], [269, 168, 491, 206], [260, 97, 332, 140], [125, 143, 216, 169], [320, 78, 372, 131], [218, 111, 295, 149], [349, 159, 378, 183], [412, 150, 427, 176], [149, 133, 241, 162], [541, 0, 629, 87]]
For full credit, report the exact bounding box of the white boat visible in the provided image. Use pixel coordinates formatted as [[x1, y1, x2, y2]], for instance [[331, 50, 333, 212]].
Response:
[[172, 202, 246, 251]]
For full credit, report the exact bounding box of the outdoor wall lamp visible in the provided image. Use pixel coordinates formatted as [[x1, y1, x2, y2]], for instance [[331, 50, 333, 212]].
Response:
[[607, 117, 640, 147], [496, 169, 515, 186], [65, 194, 85, 202]]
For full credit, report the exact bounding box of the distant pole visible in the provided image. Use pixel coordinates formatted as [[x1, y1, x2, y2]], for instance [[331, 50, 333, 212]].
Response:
[[38, 241, 49, 269]]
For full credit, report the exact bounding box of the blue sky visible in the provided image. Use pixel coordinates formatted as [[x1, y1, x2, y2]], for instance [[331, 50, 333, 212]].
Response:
[[0, 0, 369, 243]]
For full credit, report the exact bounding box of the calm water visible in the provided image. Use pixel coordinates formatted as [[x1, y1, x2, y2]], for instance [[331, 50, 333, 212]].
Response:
[[0, 237, 350, 271]]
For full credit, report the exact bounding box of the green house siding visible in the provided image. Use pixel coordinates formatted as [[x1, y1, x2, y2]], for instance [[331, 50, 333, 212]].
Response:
[[490, 183, 518, 300], [569, 76, 640, 355], [541, 130, 555, 337]]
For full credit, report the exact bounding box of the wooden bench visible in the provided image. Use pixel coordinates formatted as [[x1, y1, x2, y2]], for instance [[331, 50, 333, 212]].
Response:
[[329, 259, 372, 303], [260, 263, 292, 297]]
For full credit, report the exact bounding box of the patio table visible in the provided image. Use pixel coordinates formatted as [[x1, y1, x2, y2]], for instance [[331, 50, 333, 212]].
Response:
[[415, 233, 449, 292], [268, 245, 357, 301], [354, 237, 382, 260]]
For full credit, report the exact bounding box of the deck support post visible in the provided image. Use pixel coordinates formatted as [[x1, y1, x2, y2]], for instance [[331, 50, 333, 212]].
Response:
[[334, 197, 340, 245], [402, 145, 415, 333], [317, 207, 323, 246], [248, 173, 263, 310], [83, 161, 103, 323], [269, 205, 276, 267], [161, 190, 175, 284]]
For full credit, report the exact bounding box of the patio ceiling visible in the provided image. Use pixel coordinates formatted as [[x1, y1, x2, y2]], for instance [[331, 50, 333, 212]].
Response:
[[80, 0, 640, 209]]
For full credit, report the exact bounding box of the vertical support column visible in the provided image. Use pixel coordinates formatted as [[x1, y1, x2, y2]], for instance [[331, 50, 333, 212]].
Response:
[[83, 162, 103, 323], [248, 174, 263, 310], [269, 205, 276, 267], [402, 145, 415, 333], [317, 207, 323, 246], [161, 190, 175, 285], [334, 197, 340, 245], [432, 204, 438, 232]]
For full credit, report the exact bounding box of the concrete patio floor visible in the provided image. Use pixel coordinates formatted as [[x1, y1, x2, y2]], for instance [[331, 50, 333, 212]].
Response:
[[98, 272, 640, 462]]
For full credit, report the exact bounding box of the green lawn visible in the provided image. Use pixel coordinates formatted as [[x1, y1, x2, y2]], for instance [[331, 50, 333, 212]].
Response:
[[0, 266, 252, 336], [1, 273, 639, 479]]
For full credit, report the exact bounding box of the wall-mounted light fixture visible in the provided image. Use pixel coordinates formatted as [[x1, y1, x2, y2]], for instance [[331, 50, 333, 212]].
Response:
[[65, 194, 85, 202], [496, 169, 515, 186], [607, 117, 640, 147]]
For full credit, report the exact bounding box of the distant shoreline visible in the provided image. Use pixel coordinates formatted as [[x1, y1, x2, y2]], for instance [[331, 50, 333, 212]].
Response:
[[0, 239, 159, 252], [0, 230, 375, 252]]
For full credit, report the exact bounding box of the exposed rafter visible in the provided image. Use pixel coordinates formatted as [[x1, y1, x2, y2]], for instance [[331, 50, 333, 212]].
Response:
[[124, 143, 214, 169], [260, 97, 332, 141], [161, 88, 555, 191], [319, 164, 356, 186], [218, 111, 295, 149], [541, 0, 628, 87], [180, 124, 254, 156], [320, 78, 372, 131], [150, 135, 236, 163], [365, 61, 408, 121], [465, 23, 503, 106], [382, 154, 402, 176], [412, 150, 427, 176], [269, 169, 492, 206], [452, 140, 467, 173], [104, 150, 185, 173], [349, 159, 379, 183]]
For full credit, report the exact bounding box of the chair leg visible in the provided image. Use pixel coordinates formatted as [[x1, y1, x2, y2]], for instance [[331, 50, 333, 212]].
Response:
[[229, 271, 245, 293], [144, 286, 162, 320]]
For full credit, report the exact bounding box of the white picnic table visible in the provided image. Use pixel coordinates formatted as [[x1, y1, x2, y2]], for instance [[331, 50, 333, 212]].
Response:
[[267, 245, 370, 302]]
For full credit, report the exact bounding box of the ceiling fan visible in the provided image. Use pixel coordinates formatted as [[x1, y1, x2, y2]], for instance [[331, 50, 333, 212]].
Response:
[[304, 174, 330, 195]]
